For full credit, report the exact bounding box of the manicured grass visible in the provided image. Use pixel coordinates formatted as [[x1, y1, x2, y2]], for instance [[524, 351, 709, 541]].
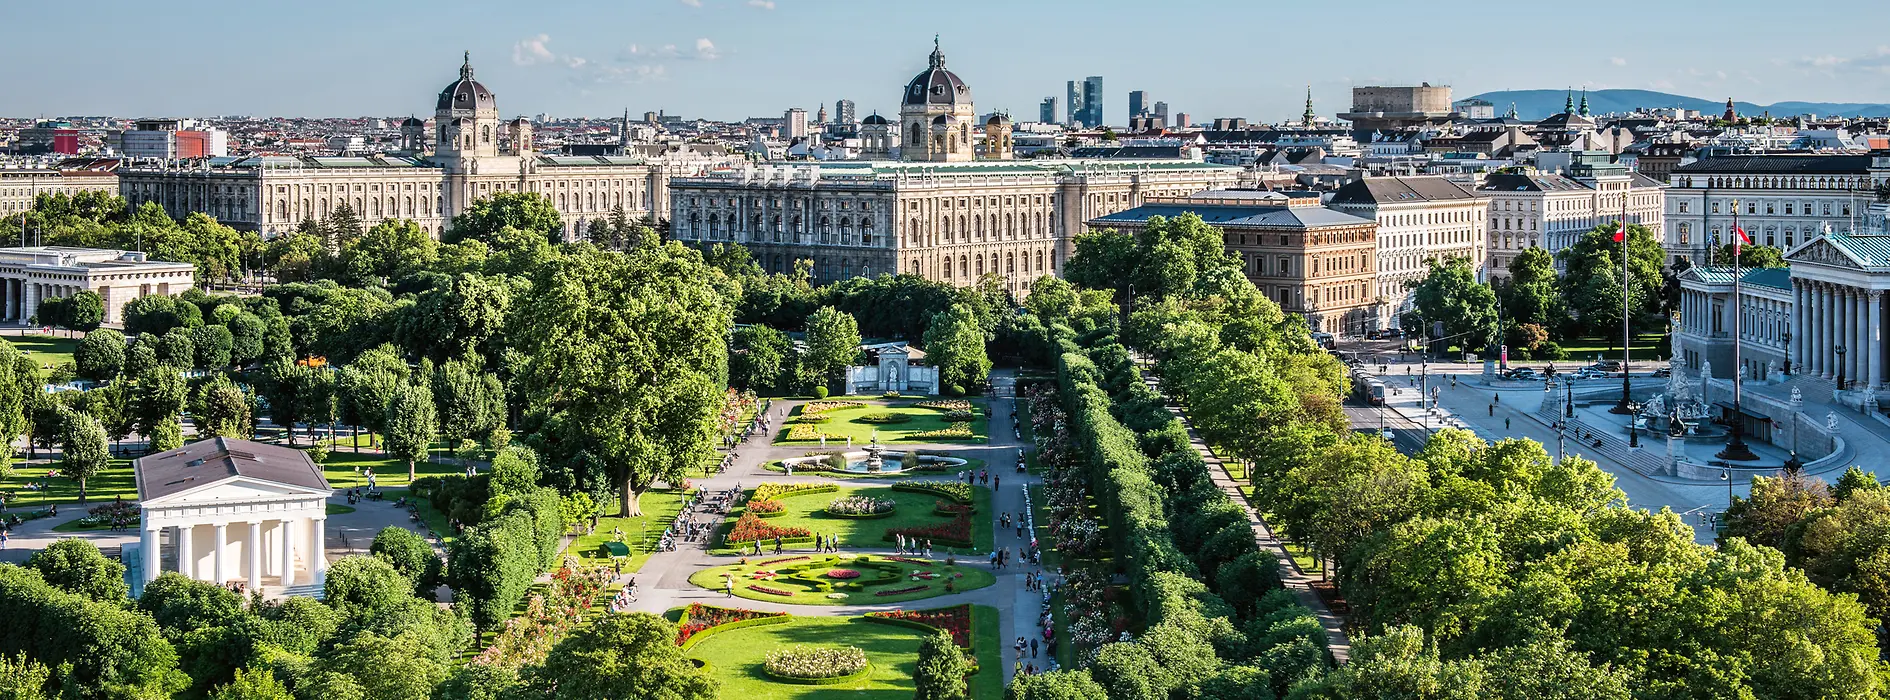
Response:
[[713, 484, 994, 554], [560, 489, 691, 572], [319, 445, 467, 490], [687, 553, 994, 605], [1546, 334, 1662, 361], [685, 615, 938, 699], [970, 604, 1003, 699], [775, 400, 989, 445], [761, 457, 986, 480], [1, 459, 137, 509], [326, 503, 355, 515], [1049, 589, 1076, 671], [8, 334, 78, 369]]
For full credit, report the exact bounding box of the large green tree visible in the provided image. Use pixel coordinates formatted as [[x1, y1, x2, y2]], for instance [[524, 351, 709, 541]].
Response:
[[74, 329, 127, 382], [446, 192, 563, 246], [59, 412, 110, 502], [728, 324, 793, 393], [26, 539, 127, 602], [134, 365, 187, 453], [913, 630, 970, 700], [923, 303, 991, 392], [1557, 222, 1665, 340], [513, 243, 733, 516], [801, 306, 861, 389], [515, 613, 717, 700], [383, 381, 437, 482], [1406, 256, 1497, 354], [340, 219, 438, 284]]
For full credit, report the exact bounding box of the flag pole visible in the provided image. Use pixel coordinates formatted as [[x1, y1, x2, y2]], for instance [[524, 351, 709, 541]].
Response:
[[1720, 199, 1758, 461], [1612, 199, 1634, 418]]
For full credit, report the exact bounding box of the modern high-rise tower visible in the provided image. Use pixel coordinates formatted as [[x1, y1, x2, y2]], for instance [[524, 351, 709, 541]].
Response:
[[835, 99, 857, 124], [1066, 80, 1083, 126], [1129, 90, 1148, 119], [1081, 76, 1104, 127], [1040, 97, 1058, 124]]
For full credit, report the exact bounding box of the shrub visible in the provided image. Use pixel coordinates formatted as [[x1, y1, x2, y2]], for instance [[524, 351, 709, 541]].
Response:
[[825, 452, 849, 470], [785, 424, 841, 441], [946, 384, 965, 397], [726, 513, 812, 544], [883, 391, 902, 398], [911, 423, 975, 440], [826, 495, 896, 516], [753, 483, 839, 501], [764, 645, 868, 680], [941, 410, 974, 422], [894, 480, 974, 503], [812, 386, 830, 399]]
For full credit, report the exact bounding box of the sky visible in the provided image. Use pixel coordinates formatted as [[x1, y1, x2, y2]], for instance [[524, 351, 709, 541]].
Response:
[[5, 0, 1889, 123]]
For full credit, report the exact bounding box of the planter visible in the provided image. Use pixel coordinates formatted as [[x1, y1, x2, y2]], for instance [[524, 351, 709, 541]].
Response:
[[763, 662, 874, 686]]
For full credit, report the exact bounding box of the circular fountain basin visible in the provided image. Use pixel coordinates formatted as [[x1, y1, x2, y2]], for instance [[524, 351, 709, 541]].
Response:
[[781, 450, 968, 475]]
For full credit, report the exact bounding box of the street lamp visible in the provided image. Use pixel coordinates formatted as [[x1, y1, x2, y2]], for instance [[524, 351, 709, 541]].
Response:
[[1783, 387, 1805, 473], [1628, 402, 1640, 448], [1782, 331, 1793, 376], [1836, 345, 1848, 391]]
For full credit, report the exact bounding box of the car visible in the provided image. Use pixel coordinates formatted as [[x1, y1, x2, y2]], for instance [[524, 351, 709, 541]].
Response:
[[1503, 367, 1540, 380], [1589, 360, 1624, 372], [1573, 368, 1607, 380], [1652, 367, 1672, 378]]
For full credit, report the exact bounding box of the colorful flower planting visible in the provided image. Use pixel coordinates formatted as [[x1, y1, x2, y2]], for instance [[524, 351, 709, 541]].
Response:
[[785, 424, 842, 441], [825, 495, 895, 516], [674, 603, 786, 646], [764, 645, 868, 680], [894, 480, 973, 503], [826, 569, 861, 579], [726, 513, 812, 544], [473, 561, 609, 669], [800, 400, 866, 416], [941, 410, 975, 422], [748, 584, 795, 596], [875, 585, 930, 597], [868, 605, 972, 648], [884, 513, 973, 546], [688, 554, 994, 605], [914, 399, 972, 411], [747, 498, 785, 514], [759, 555, 808, 566], [909, 422, 975, 440], [752, 482, 838, 501]]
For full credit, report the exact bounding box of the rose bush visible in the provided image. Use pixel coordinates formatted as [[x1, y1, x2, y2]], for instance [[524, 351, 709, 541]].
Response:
[[674, 603, 786, 645], [747, 498, 785, 514], [764, 645, 869, 679], [826, 495, 895, 516], [825, 569, 861, 579], [869, 605, 971, 648], [726, 513, 811, 544]]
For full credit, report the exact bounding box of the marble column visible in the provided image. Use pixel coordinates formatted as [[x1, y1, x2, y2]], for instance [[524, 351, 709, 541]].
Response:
[[1872, 291, 1884, 389], [213, 523, 227, 585], [247, 521, 262, 592], [310, 517, 328, 586], [1796, 281, 1809, 373], [279, 519, 297, 587], [141, 524, 160, 584], [176, 525, 194, 580], [1819, 283, 1831, 377]]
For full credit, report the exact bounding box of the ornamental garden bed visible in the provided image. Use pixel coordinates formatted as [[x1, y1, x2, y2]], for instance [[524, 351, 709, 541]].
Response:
[[713, 484, 993, 554], [687, 553, 994, 605], [774, 400, 989, 445], [685, 612, 1001, 699], [762, 456, 986, 480]]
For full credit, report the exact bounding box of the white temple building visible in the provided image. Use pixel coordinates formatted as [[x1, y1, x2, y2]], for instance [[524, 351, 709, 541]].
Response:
[[133, 438, 333, 596]]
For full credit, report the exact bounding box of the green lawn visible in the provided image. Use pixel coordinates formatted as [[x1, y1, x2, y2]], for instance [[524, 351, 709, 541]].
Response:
[[319, 442, 467, 490], [1049, 589, 1076, 671], [1542, 334, 1662, 362], [687, 615, 965, 699], [687, 553, 994, 605], [775, 400, 989, 445], [969, 604, 1002, 699], [713, 484, 994, 554], [1, 459, 137, 509], [560, 489, 691, 572], [8, 334, 78, 369], [761, 457, 986, 480]]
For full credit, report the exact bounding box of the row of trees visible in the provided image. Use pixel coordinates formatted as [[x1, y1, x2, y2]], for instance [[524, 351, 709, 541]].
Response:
[[21, 191, 254, 283]]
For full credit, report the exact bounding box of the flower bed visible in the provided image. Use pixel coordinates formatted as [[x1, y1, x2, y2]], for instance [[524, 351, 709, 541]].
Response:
[[910, 423, 975, 440], [887, 556, 933, 565], [759, 555, 809, 566], [675, 603, 787, 646], [793, 415, 833, 424], [801, 400, 866, 416], [934, 500, 975, 516], [747, 499, 785, 514], [892, 480, 973, 504], [941, 410, 975, 423], [825, 569, 861, 579], [753, 482, 839, 501], [474, 561, 608, 669], [865, 605, 972, 648], [855, 411, 913, 424], [915, 399, 972, 411], [726, 513, 812, 544], [875, 585, 930, 597], [785, 424, 843, 441], [825, 495, 896, 517], [764, 645, 870, 682], [884, 513, 973, 548], [748, 584, 795, 596]]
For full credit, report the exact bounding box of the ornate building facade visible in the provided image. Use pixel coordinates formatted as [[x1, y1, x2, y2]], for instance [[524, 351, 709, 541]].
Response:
[[1665, 153, 1889, 266], [1329, 176, 1488, 330], [119, 54, 721, 240], [901, 41, 977, 163]]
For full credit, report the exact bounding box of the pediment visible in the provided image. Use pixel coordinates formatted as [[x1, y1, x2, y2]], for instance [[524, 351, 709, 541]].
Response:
[[140, 475, 330, 507], [1786, 237, 1866, 269]]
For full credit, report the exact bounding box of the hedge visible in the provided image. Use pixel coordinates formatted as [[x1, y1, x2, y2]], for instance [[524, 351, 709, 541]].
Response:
[[753, 483, 840, 501], [763, 662, 875, 685], [677, 614, 797, 651], [892, 482, 973, 505]]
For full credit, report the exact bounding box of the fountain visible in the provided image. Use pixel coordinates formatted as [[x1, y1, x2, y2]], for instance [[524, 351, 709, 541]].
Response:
[[780, 444, 967, 475], [863, 443, 886, 472]]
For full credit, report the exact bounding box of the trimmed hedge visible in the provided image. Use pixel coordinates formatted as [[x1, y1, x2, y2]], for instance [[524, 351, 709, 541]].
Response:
[[753, 483, 840, 500], [677, 614, 797, 651], [856, 412, 913, 424], [892, 482, 973, 505], [763, 661, 875, 685]]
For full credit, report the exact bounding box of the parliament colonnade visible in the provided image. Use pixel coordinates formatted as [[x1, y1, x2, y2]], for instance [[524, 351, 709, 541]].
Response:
[[1790, 278, 1886, 389]]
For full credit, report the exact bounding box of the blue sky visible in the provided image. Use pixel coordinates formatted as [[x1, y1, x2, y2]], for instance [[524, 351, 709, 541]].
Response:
[[5, 0, 1889, 121]]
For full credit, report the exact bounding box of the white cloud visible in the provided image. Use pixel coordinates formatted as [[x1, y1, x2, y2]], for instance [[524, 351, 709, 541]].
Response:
[[680, 0, 701, 5], [512, 33, 556, 66], [1792, 45, 1890, 76], [748, 0, 775, 8], [694, 38, 721, 60], [1610, 57, 1627, 67]]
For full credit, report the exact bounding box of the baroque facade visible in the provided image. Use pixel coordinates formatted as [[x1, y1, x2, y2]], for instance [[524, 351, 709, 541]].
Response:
[[1329, 176, 1488, 329], [1665, 153, 1888, 266], [120, 54, 717, 240]]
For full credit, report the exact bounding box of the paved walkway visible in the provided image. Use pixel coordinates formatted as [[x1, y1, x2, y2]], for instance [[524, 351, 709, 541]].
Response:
[[623, 369, 1049, 683], [1138, 363, 1353, 664]]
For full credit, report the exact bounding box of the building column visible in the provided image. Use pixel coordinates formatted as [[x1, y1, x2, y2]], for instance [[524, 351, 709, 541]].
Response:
[[1857, 289, 1870, 385], [176, 524, 194, 580], [309, 517, 327, 587], [1816, 283, 1829, 377], [141, 523, 160, 584], [279, 519, 297, 587], [213, 523, 227, 584], [247, 521, 262, 592], [1795, 281, 1808, 374]]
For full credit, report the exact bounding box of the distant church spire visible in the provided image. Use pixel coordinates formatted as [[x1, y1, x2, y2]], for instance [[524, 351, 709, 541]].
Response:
[[1302, 85, 1316, 125], [1564, 88, 1575, 115], [1579, 89, 1590, 117], [1507, 102, 1518, 119]]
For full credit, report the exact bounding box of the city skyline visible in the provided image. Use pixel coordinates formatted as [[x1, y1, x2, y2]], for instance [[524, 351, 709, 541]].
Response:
[[5, 0, 1890, 122]]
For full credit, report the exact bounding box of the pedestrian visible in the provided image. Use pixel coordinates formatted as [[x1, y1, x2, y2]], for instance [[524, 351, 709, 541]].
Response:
[[994, 475, 1000, 491], [1506, 417, 1512, 430], [724, 575, 733, 598], [1031, 638, 1039, 658], [1489, 404, 1494, 416]]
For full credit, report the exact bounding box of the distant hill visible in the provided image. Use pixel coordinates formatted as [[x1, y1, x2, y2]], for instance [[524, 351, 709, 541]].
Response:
[[1464, 89, 1890, 120]]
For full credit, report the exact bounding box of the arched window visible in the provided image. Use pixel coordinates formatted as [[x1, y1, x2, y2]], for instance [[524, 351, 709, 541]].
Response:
[[820, 216, 831, 244], [1006, 252, 1015, 274], [1036, 249, 1045, 271], [689, 213, 700, 238], [975, 256, 985, 275], [911, 258, 921, 275], [943, 217, 953, 241], [960, 255, 969, 278], [975, 217, 984, 239]]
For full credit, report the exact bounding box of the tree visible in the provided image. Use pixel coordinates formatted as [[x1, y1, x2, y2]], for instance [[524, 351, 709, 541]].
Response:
[[26, 539, 128, 602], [923, 303, 991, 392], [432, 361, 503, 449], [321, 556, 414, 618], [1407, 256, 1497, 354], [0, 343, 25, 478], [208, 666, 293, 700], [370, 526, 443, 597], [32, 297, 68, 333], [728, 324, 792, 392], [58, 412, 110, 502], [156, 327, 195, 369], [516, 613, 717, 700], [1497, 246, 1560, 332], [446, 191, 563, 246], [340, 219, 438, 284], [1004, 670, 1108, 700], [803, 306, 861, 389], [123, 294, 190, 337], [1722, 472, 1833, 550], [513, 244, 733, 516], [193, 375, 253, 439], [913, 630, 970, 700], [338, 346, 408, 450], [1710, 242, 1788, 269], [0, 653, 50, 700], [1557, 223, 1666, 340], [226, 313, 267, 367], [322, 201, 364, 248], [63, 291, 105, 333], [74, 329, 126, 382], [262, 232, 331, 283], [394, 273, 511, 362], [384, 381, 437, 481], [190, 324, 234, 370], [257, 360, 312, 445]]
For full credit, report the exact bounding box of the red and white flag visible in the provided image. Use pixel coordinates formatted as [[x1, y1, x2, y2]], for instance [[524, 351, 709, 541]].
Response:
[[1612, 220, 1626, 243], [1733, 225, 1751, 253]]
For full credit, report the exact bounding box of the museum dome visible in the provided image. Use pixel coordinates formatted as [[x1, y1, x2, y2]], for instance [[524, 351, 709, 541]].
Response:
[[902, 41, 970, 107], [437, 52, 496, 112]]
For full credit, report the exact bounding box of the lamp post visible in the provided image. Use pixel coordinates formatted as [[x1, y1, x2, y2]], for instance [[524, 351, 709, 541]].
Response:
[[1628, 401, 1640, 448], [1784, 387, 1805, 473], [1836, 345, 1848, 391], [1782, 331, 1792, 376]]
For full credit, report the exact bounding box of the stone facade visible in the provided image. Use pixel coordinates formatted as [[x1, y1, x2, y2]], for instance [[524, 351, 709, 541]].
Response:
[[0, 160, 120, 218], [1665, 153, 1888, 267], [1329, 176, 1488, 329], [0, 246, 195, 325]]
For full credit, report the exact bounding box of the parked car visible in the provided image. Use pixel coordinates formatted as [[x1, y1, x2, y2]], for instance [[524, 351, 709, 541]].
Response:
[[1573, 368, 1608, 380], [1652, 367, 1672, 378], [1503, 367, 1540, 380], [1589, 360, 1624, 372]]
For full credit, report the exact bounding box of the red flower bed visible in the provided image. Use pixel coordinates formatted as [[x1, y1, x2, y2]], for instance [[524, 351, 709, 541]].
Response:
[[826, 569, 861, 579], [888, 556, 931, 565], [748, 584, 794, 596], [870, 605, 972, 648], [747, 498, 784, 514], [727, 513, 811, 544], [760, 555, 809, 566], [875, 585, 929, 596], [936, 500, 973, 515], [885, 514, 972, 545], [675, 603, 786, 645]]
